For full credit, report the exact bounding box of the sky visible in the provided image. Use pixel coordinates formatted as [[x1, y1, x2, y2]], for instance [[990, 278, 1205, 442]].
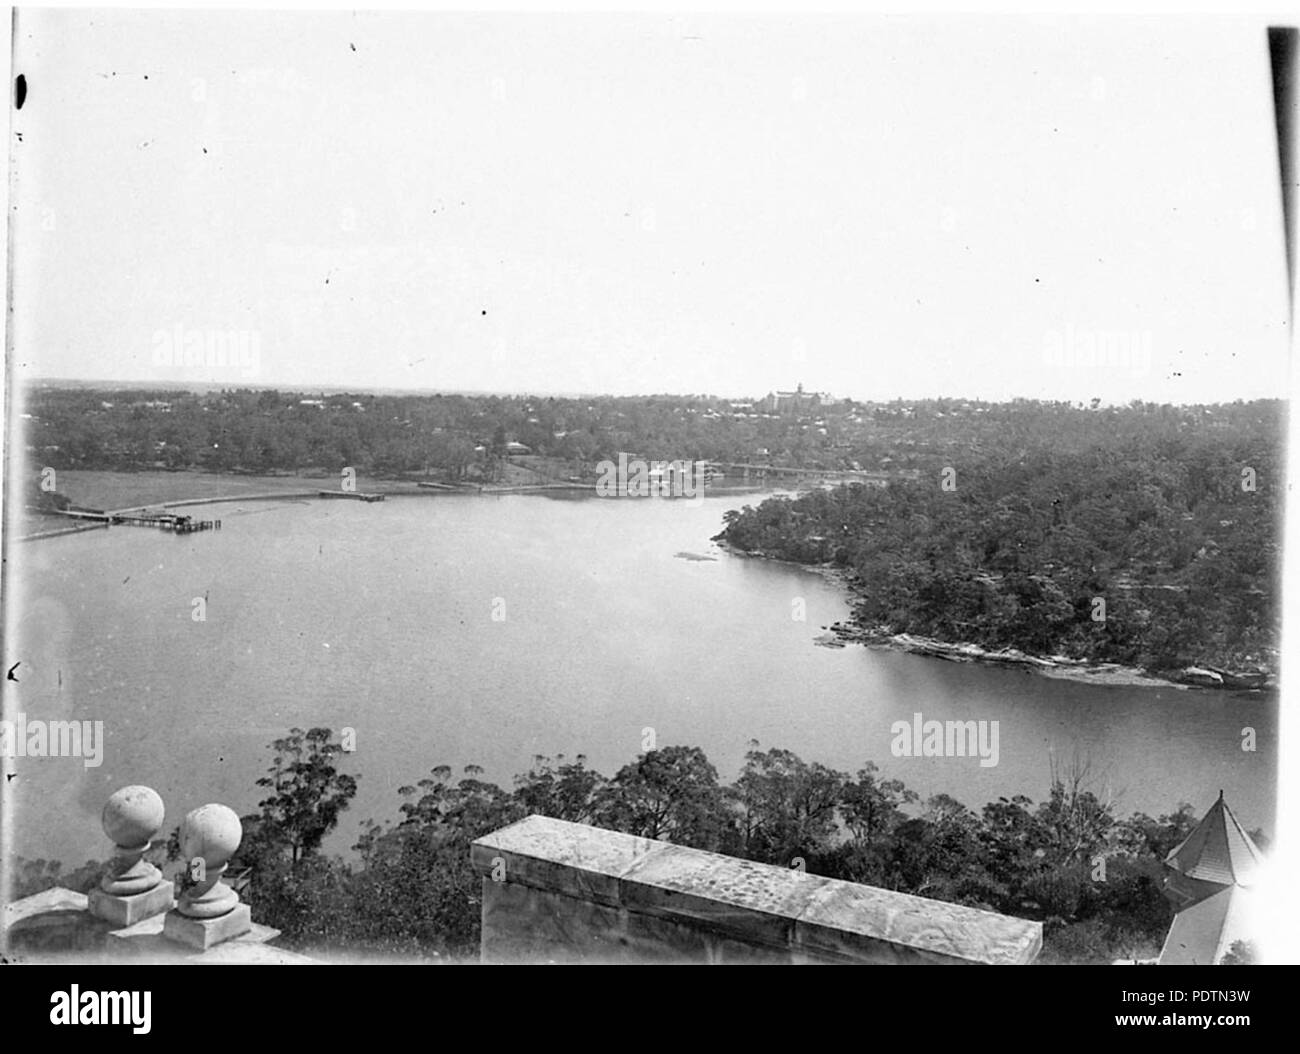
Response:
[[7, 10, 1294, 404]]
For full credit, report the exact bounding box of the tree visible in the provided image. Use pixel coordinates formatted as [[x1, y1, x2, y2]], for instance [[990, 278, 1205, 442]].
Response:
[[594, 746, 730, 850], [1220, 939, 1257, 965], [513, 754, 606, 824], [839, 762, 917, 848], [254, 727, 359, 868], [730, 744, 846, 864], [348, 764, 523, 957], [1037, 751, 1117, 865]]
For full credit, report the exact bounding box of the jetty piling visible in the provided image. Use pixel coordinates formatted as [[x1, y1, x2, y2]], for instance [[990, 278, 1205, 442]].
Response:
[[111, 511, 221, 533]]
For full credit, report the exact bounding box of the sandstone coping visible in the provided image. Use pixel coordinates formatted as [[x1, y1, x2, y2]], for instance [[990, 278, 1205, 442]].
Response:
[[471, 815, 1042, 965], [2, 887, 317, 964]]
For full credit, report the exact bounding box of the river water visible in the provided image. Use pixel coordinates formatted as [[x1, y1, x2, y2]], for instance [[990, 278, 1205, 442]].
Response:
[[7, 490, 1277, 864]]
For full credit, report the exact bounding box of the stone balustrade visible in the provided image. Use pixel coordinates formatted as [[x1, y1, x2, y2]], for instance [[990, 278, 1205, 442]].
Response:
[[3, 785, 307, 963], [472, 815, 1042, 964], [8, 793, 1044, 965]]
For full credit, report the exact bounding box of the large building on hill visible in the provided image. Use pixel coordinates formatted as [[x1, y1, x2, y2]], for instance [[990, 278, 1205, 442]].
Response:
[[1158, 791, 1263, 965], [762, 383, 837, 415]]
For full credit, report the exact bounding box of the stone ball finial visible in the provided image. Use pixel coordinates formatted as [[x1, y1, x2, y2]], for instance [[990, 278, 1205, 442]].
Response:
[[179, 803, 243, 871], [101, 785, 165, 849]]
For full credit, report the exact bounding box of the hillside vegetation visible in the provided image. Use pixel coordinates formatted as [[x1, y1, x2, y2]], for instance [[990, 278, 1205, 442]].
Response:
[[717, 400, 1281, 680]]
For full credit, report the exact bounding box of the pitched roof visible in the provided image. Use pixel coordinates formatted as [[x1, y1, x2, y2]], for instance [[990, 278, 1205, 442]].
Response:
[[1158, 883, 1255, 965], [1164, 791, 1263, 888]]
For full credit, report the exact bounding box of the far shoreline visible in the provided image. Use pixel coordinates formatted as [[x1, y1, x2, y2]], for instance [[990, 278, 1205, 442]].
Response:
[[712, 540, 1275, 694], [15, 466, 783, 541]]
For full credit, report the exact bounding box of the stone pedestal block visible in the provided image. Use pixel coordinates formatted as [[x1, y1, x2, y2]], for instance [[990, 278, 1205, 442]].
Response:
[[88, 879, 175, 928], [163, 902, 252, 950]]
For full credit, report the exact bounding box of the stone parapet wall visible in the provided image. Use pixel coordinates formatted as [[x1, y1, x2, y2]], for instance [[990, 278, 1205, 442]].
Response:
[[471, 815, 1042, 965]]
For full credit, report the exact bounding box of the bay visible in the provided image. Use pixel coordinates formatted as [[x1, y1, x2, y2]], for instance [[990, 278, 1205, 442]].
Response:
[[8, 490, 1276, 865]]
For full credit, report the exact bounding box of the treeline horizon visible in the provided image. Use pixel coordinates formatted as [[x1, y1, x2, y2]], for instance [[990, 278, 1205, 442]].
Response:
[[10, 729, 1263, 964], [23, 377, 1284, 408], [22, 384, 1283, 484]]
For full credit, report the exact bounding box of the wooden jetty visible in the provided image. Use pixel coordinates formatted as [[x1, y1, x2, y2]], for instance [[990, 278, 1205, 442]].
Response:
[[46, 508, 220, 533], [31, 487, 387, 545], [113, 511, 221, 533]]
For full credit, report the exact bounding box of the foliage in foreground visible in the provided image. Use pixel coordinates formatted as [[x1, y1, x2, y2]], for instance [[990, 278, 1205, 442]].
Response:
[[15, 729, 1252, 964]]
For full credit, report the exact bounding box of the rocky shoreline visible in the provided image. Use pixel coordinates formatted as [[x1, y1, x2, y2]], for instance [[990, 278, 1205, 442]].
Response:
[[818, 622, 1273, 691], [717, 541, 1275, 692]]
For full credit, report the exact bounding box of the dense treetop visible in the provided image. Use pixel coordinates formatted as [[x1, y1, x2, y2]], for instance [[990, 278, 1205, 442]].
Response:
[[716, 399, 1281, 676], [15, 729, 1248, 964]]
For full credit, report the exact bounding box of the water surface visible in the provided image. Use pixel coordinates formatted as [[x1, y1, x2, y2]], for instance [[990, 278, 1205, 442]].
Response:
[[9, 491, 1276, 863]]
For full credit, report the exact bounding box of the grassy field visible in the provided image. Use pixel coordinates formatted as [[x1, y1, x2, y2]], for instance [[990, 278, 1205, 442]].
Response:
[[48, 469, 388, 511]]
